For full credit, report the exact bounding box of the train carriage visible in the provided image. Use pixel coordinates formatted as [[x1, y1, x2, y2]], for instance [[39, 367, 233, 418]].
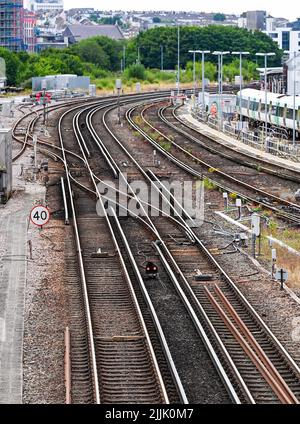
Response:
[[237, 88, 300, 133]]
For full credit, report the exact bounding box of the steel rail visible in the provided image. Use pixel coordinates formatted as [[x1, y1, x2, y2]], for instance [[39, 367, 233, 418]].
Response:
[[152, 104, 300, 215], [87, 101, 245, 404], [156, 104, 300, 221], [129, 102, 300, 224], [171, 103, 300, 181], [213, 285, 299, 403], [110, 207, 188, 404], [58, 104, 102, 404], [120, 98, 300, 394], [70, 101, 170, 404], [134, 101, 300, 381], [12, 90, 171, 162]]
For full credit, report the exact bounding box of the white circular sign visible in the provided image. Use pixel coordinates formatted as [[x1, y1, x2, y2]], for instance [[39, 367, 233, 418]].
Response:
[[30, 205, 50, 227]]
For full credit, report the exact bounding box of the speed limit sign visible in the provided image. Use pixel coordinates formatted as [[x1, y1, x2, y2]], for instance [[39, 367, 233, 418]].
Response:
[[30, 205, 50, 227]]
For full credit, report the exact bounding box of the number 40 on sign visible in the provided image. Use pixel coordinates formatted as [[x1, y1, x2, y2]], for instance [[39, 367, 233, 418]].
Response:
[[30, 205, 50, 227]]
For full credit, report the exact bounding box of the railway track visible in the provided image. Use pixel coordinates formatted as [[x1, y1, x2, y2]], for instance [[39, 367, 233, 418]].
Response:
[[57, 100, 175, 404], [170, 104, 300, 183], [13, 91, 300, 404], [96, 96, 300, 403], [127, 101, 300, 225]]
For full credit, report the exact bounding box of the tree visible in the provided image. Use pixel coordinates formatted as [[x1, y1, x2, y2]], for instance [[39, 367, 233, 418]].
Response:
[[0, 47, 22, 85], [213, 13, 226, 22], [72, 36, 121, 71], [128, 26, 282, 70], [153, 17, 161, 23]]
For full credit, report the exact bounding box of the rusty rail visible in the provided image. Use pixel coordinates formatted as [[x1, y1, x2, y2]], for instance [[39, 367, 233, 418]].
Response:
[[64, 326, 71, 404], [204, 286, 298, 404]]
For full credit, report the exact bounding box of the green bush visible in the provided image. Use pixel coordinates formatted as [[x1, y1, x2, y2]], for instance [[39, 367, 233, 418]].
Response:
[[125, 64, 146, 80]]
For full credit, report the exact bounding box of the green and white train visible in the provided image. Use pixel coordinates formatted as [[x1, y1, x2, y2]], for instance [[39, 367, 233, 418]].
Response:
[[237, 88, 300, 132]]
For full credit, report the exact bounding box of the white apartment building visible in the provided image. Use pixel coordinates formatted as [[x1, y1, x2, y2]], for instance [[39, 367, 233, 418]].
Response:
[[264, 19, 300, 53], [27, 0, 63, 12], [266, 28, 300, 52], [286, 53, 300, 96]]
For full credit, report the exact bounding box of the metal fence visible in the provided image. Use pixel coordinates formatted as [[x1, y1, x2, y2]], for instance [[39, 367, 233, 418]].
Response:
[[191, 108, 300, 162]]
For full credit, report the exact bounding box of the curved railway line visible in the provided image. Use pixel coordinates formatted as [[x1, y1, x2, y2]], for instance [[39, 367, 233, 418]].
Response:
[[129, 101, 300, 225], [12, 91, 300, 404]]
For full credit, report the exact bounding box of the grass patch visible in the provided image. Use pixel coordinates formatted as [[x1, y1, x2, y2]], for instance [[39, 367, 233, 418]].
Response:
[[203, 177, 218, 190]]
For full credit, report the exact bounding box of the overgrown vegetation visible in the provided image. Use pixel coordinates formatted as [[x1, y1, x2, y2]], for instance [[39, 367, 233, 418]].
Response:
[[0, 25, 282, 89]]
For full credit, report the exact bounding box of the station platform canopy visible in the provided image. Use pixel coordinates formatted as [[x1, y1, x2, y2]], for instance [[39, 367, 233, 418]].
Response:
[[256, 67, 284, 76]]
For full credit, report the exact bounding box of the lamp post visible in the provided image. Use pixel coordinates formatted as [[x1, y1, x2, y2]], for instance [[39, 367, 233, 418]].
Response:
[[256, 52, 275, 142], [188, 50, 198, 95], [284, 50, 297, 148], [231, 51, 250, 125], [41, 78, 47, 125], [116, 79, 122, 124], [177, 26, 180, 97], [198, 50, 210, 110], [213, 51, 230, 128], [137, 45, 140, 65], [123, 45, 126, 71], [160, 44, 164, 71]]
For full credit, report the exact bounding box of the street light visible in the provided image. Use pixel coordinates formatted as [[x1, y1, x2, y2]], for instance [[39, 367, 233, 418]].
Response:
[[123, 45, 126, 71], [137, 45, 141, 65], [231, 51, 250, 126], [160, 45, 164, 71], [284, 50, 297, 148], [255, 52, 275, 142], [213, 51, 230, 127], [188, 50, 198, 95], [198, 50, 210, 110], [177, 26, 180, 96]]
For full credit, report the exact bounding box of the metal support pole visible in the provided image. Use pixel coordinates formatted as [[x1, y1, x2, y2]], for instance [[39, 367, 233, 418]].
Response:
[[293, 51, 296, 147], [117, 88, 121, 124], [202, 52, 205, 107], [177, 26, 180, 97], [123, 45, 126, 71], [271, 248, 277, 278], [220, 54, 223, 128], [218, 54, 221, 127], [256, 52, 275, 146], [193, 51, 196, 95], [43, 88, 46, 125], [239, 53, 243, 125], [161, 45, 164, 71], [265, 55, 268, 140], [252, 233, 256, 259]]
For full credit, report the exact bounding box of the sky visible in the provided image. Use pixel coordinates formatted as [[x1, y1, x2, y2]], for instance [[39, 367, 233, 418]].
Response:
[[62, 0, 300, 21]]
